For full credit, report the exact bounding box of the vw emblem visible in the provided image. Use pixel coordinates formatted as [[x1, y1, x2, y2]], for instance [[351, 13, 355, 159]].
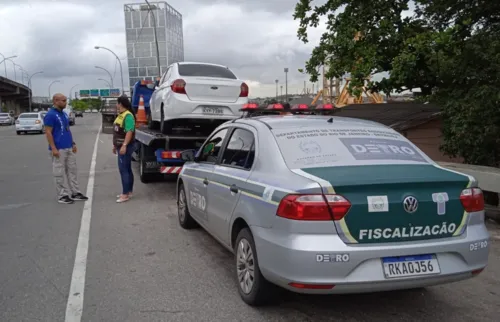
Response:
[[403, 196, 418, 213]]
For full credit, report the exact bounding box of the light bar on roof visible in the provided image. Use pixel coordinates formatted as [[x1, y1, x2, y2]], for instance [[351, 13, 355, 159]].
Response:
[[242, 103, 259, 109], [267, 103, 284, 110], [315, 103, 334, 110], [291, 104, 309, 110]]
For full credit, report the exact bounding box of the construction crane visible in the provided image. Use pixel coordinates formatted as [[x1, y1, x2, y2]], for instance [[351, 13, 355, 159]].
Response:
[[310, 31, 385, 107]]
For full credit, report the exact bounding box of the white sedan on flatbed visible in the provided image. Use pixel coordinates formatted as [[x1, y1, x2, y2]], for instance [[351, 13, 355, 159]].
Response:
[[149, 62, 249, 134]]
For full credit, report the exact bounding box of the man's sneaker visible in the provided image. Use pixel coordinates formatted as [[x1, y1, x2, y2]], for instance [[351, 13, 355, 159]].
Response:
[[71, 193, 89, 201], [58, 196, 74, 204]]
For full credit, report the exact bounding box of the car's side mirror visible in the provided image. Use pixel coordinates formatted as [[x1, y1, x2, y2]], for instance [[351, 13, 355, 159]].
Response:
[[180, 149, 196, 162]]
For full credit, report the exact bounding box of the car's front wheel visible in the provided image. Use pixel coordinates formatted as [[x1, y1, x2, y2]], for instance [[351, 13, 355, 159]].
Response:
[[235, 228, 275, 306], [177, 184, 198, 229]]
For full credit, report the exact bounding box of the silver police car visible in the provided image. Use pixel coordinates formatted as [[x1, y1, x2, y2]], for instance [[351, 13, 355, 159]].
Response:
[[177, 103, 490, 306]]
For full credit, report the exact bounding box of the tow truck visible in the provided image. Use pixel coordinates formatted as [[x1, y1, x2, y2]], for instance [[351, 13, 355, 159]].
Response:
[[131, 79, 242, 183]]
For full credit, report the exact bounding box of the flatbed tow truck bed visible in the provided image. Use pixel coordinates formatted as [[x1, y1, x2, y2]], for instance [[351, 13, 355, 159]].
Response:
[[133, 126, 209, 183]]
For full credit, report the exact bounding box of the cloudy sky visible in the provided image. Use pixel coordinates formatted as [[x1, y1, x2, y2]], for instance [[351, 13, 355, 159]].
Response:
[[0, 0, 329, 98]]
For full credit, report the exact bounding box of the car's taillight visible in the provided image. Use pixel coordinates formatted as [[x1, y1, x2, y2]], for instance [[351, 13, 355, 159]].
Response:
[[240, 82, 249, 97], [171, 79, 186, 94], [35, 120, 41, 124], [460, 187, 484, 212], [276, 194, 351, 221]]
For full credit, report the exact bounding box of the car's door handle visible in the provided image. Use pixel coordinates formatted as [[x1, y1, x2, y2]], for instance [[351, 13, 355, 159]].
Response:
[[203, 178, 209, 185], [230, 185, 239, 193]]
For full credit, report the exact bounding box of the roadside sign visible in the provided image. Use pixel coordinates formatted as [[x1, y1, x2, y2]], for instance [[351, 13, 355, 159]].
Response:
[[90, 89, 99, 97], [110, 88, 121, 97], [79, 90, 90, 97], [100, 89, 110, 97]]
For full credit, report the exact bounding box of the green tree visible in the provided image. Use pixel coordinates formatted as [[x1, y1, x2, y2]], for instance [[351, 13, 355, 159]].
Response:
[[294, 0, 500, 167], [88, 98, 103, 111], [71, 99, 88, 111]]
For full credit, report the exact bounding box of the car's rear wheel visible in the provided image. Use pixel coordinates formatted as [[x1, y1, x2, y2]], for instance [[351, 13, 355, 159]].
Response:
[[235, 228, 275, 306], [177, 184, 198, 229], [16, 131, 20, 135]]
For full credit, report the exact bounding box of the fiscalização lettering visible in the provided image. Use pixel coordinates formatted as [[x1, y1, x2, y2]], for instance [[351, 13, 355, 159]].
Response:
[[359, 223, 457, 240]]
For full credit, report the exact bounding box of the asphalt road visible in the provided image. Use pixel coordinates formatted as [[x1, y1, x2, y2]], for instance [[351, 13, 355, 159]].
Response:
[[1, 113, 499, 322]]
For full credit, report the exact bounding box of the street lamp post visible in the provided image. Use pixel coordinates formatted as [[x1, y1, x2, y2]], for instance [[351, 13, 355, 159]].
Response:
[[16, 65, 27, 85], [94, 46, 124, 95], [145, 0, 162, 77], [275, 79, 278, 101], [28, 71, 43, 112], [69, 84, 80, 100], [98, 78, 112, 89], [48, 80, 61, 101], [286, 69, 290, 100], [7, 59, 17, 82], [280, 85, 283, 98], [0, 53, 18, 78], [95, 66, 114, 87]]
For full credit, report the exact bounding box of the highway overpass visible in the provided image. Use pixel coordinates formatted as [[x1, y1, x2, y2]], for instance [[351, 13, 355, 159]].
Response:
[[0, 76, 30, 114]]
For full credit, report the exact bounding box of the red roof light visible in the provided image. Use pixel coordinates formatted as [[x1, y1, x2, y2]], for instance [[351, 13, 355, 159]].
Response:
[[316, 104, 334, 109], [292, 104, 309, 109], [242, 103, 258, 109], [267, 104, 284, 110]]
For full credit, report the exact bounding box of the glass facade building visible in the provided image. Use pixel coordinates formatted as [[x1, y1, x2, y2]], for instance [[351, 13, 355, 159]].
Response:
[[124, 2, 184, 93]]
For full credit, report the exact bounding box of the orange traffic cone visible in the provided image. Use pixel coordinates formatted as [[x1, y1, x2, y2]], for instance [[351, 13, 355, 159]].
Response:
[[136, 95, 147, 128]]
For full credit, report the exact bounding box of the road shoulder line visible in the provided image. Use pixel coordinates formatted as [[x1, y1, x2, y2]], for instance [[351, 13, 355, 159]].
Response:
[[64, 126, 101, 322]]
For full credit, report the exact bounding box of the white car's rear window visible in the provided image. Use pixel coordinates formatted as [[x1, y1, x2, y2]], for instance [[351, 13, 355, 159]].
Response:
[[178, 64, 237, 79], [0, 113, 9, 116], [18, 114, 39, 119], [271, 125, 432, 169]]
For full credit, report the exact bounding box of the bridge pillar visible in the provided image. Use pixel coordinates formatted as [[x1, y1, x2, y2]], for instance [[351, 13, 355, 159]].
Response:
[[2, 98, 21, 114]]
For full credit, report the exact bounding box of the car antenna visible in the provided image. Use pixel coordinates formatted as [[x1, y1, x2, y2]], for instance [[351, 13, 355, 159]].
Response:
[[327, 117, 333, 123]]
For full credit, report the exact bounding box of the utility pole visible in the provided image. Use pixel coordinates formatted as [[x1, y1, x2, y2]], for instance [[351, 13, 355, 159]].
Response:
[[145, 0, 161, 77], [284, 68, 288, 103], [275, 79, 278, 100], [280, 85, 283, 99]]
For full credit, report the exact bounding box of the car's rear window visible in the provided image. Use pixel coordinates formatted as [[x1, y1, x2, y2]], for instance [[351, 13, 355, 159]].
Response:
[[19, 114, 39, 119], [0, 113, 8, 116], [271, 125, 431, 169], [178, 64, 237, 79]]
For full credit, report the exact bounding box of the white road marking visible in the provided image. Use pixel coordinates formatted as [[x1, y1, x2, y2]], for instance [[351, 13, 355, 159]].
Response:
[[64, 124, 101, 322]]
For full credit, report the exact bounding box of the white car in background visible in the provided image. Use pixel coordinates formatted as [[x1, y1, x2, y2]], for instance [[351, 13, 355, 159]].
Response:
[[0, 112, 15, 125], [149, 62, 249, 134], [15, 111, 47, 134], [64, 106, 76, 125]]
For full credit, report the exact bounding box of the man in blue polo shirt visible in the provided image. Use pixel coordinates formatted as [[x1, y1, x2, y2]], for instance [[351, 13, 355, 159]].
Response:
[[44, 93, 88, 204]]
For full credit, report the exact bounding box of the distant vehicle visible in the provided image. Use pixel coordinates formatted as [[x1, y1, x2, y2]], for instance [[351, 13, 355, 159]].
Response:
[[64, 106, 76, 125], [176, 104, 490, 306], [75, 111, 83, 117], [0, 112, 15, 125], [16, 111, 47, 134], [149, 62, 248, 134]]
